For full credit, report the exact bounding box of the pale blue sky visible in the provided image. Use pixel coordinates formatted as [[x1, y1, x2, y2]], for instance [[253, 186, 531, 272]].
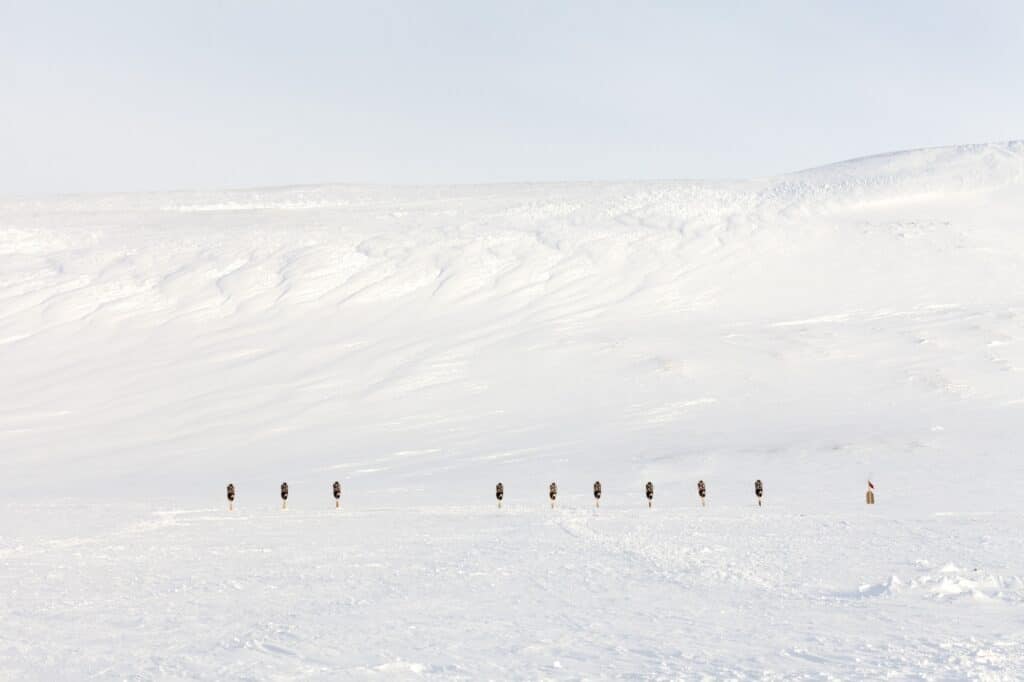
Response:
[[2, 1, 1023, 194]]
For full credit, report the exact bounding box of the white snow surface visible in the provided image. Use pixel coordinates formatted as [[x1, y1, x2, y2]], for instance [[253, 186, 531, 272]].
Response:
[[2, 141, 1024, 679]]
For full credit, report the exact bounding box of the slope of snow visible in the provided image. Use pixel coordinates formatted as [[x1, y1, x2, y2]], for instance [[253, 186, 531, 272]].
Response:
[[2, 142, 1023, 678]]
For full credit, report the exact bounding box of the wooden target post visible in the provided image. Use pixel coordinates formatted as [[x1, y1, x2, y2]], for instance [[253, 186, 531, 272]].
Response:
[[333, 481, 341, 509], [280, 482, 289, 510], [496, 482, 504, 508], [645, 481, 654, 508], [226, 483, 235, 511], [866, 480, 876, 505], [593, 481, 602, 508], [549, 482, 558, 508]]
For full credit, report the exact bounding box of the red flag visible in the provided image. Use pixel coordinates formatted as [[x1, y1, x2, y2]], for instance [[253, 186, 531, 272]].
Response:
[[868, 480, 875, 489]]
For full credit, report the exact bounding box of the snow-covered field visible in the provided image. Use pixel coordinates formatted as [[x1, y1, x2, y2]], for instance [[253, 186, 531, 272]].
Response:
[[2, 142, 1024, 678]]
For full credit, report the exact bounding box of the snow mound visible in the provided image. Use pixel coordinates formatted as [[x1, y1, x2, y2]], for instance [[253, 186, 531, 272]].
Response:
[[854, 564, 1024, 604]]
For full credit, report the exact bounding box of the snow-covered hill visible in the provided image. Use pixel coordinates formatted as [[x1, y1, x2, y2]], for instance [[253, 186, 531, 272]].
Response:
[[2, 142, 1023, 678]]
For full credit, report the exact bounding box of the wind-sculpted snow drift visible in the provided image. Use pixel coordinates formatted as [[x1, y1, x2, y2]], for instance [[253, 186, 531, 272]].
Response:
[[2, 142, 1023, 678]]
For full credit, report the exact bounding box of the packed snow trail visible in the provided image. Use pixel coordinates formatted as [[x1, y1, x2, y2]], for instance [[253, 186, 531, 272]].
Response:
[[2, 142, 1024, 677]]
